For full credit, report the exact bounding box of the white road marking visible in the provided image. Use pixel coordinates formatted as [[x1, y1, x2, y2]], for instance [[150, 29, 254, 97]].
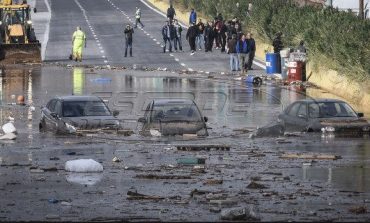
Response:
[[153, 39, 157, 41], [40, 0, 51, 60], [188, 68, 194, 72], [174, 58, 179, 61], [180, 63, 186, 67]]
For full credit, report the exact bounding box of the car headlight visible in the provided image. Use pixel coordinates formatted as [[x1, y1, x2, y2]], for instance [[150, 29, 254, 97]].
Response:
[[325, 126, 336, 132], [26, 20, 32, 25], [363, 126, 370, 132]]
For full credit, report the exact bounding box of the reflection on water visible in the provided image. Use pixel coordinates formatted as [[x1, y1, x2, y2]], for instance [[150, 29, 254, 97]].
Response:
[[0, 66, 368, 134], [296, 166, 370, 192], [65, 173, 103, 186]]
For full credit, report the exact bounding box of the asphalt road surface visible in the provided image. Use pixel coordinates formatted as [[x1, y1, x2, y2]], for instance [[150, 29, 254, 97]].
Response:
[[44, 0, 264, 72]]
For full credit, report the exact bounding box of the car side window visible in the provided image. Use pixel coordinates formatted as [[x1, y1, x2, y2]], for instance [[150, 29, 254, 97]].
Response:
[[47, 99, 57, 112], [288, 103, 300, 116], [308, 103, 320, 118], [297, 103, 307, 118]]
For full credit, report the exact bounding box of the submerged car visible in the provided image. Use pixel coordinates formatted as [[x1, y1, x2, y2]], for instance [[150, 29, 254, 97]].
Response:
[[39, 96, 120, 134], [138, 99, 209, 136], [278, 99, 370, 135]]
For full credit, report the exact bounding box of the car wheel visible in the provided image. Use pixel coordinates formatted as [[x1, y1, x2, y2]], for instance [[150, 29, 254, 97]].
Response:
[[39, 120, 46, 132], [306, 127, 314, 133]]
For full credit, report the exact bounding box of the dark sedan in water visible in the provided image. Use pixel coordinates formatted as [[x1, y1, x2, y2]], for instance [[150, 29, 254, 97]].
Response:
[[39, 96, 120, 134], [138, 99, 208, 136], [278, 99, 370, 135]]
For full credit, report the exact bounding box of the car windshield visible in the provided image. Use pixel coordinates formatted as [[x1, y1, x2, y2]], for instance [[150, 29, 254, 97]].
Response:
[[150, 103, 202, 122], [308, 102, 358, 118], [62, 100, 111, 117]]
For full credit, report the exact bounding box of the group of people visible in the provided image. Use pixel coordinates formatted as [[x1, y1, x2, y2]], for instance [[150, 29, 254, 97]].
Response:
[[71, 5, 257, 74], [164, 6, 257, 73]]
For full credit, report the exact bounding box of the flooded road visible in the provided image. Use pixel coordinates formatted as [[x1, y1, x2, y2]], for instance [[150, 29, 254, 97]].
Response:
[[1, 66, 370, 221]]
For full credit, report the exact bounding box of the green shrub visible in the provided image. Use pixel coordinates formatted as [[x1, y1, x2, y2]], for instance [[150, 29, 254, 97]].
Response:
[[177, 0, 370, 81]]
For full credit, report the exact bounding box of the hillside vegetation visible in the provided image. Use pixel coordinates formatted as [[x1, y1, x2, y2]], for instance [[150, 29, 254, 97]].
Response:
[[176, 0, 370, 81]]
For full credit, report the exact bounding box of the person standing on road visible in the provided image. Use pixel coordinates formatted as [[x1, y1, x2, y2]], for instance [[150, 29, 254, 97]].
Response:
[[196, 19, 204, 51], [162, 21, 174, 53], [204, 21, 215, 52], [272, 32, 284, 53], [297, 40, 307, 53], [227, 34, 238, 72], [167, 4, 176, 22], [124, 24, 134, 57], [174, 19, 183, 52], [236, 34, 250, 74], [72, 26, 86, 62], [246, 32, 256, 70], [186, 22, 198, 55], [168, 21, 177, 51], [189, 8, 197, 25], [134, 7, 144, 28]]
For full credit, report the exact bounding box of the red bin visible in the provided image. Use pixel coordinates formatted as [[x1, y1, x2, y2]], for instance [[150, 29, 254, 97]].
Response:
[[288, 61, 304, 83]]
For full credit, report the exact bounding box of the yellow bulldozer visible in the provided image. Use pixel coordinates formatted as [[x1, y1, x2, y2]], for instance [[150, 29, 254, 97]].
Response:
[[0, 0, 41, 64]]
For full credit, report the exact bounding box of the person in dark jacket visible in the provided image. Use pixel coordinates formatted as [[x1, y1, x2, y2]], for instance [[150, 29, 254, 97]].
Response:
[[227, 34, 239, 72], [272, 32, 284, 53], [219, 20, 228, 52], [174, 19, 183, 51], [189, 8, 197, 25], [204, 21, 215, 52], [186, 22, 198, 55], [124, 24, 134, 57], [167, 4, 176, 22], [246, 32, 256, 70], [236, 34, 249, 74], [162, 21, 175, 53]]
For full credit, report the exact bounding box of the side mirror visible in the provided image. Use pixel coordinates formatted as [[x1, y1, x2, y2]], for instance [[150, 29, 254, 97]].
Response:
[[33, 8, 37, 13], [203, 116, 208, 122], [138, 117, 146, 123], [50, 112, 59, 119], [112, 110, 119, 117], [358, 112, 364, 118]]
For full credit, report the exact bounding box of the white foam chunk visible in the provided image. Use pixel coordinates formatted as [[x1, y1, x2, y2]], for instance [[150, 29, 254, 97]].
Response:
[[65, 159, 103, 172], [2, 122, 16, 134]]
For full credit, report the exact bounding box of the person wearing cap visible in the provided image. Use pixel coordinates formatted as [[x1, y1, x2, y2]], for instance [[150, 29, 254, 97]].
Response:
[[134, 7, 144, 28], [72, 26, 86, 62], [124, 24, 134, 57]]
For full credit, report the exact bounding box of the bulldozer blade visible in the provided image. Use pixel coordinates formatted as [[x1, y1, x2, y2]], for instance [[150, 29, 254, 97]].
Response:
[[0, 42, 42, 64]]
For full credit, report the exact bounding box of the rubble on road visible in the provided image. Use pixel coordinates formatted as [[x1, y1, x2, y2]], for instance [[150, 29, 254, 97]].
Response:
[[220, 206, 259, 221], [247, 181, 268, 189], [135, 174, 192, 180], [176, 144, 230, 151], [280, 153, 342, 160], [127, 191, 165, 200], [349, 206, 367, 214]]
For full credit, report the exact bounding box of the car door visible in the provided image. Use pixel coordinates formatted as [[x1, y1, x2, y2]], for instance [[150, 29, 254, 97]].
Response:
[[43, 99, 57, 129], [284, 102, 309, 131]]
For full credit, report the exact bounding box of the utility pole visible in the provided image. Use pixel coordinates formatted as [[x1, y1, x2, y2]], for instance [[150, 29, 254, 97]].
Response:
[[359, 0, 364, 19]]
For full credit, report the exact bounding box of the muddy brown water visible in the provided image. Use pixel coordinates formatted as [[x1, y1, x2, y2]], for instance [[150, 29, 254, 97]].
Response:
[[0, 66, 370, 221]]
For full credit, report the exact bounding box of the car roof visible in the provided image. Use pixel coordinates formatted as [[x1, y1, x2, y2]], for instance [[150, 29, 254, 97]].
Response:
[[152, 99, 195, 106], [54, 95, 102, 102], [294, 98, 346, 103]]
